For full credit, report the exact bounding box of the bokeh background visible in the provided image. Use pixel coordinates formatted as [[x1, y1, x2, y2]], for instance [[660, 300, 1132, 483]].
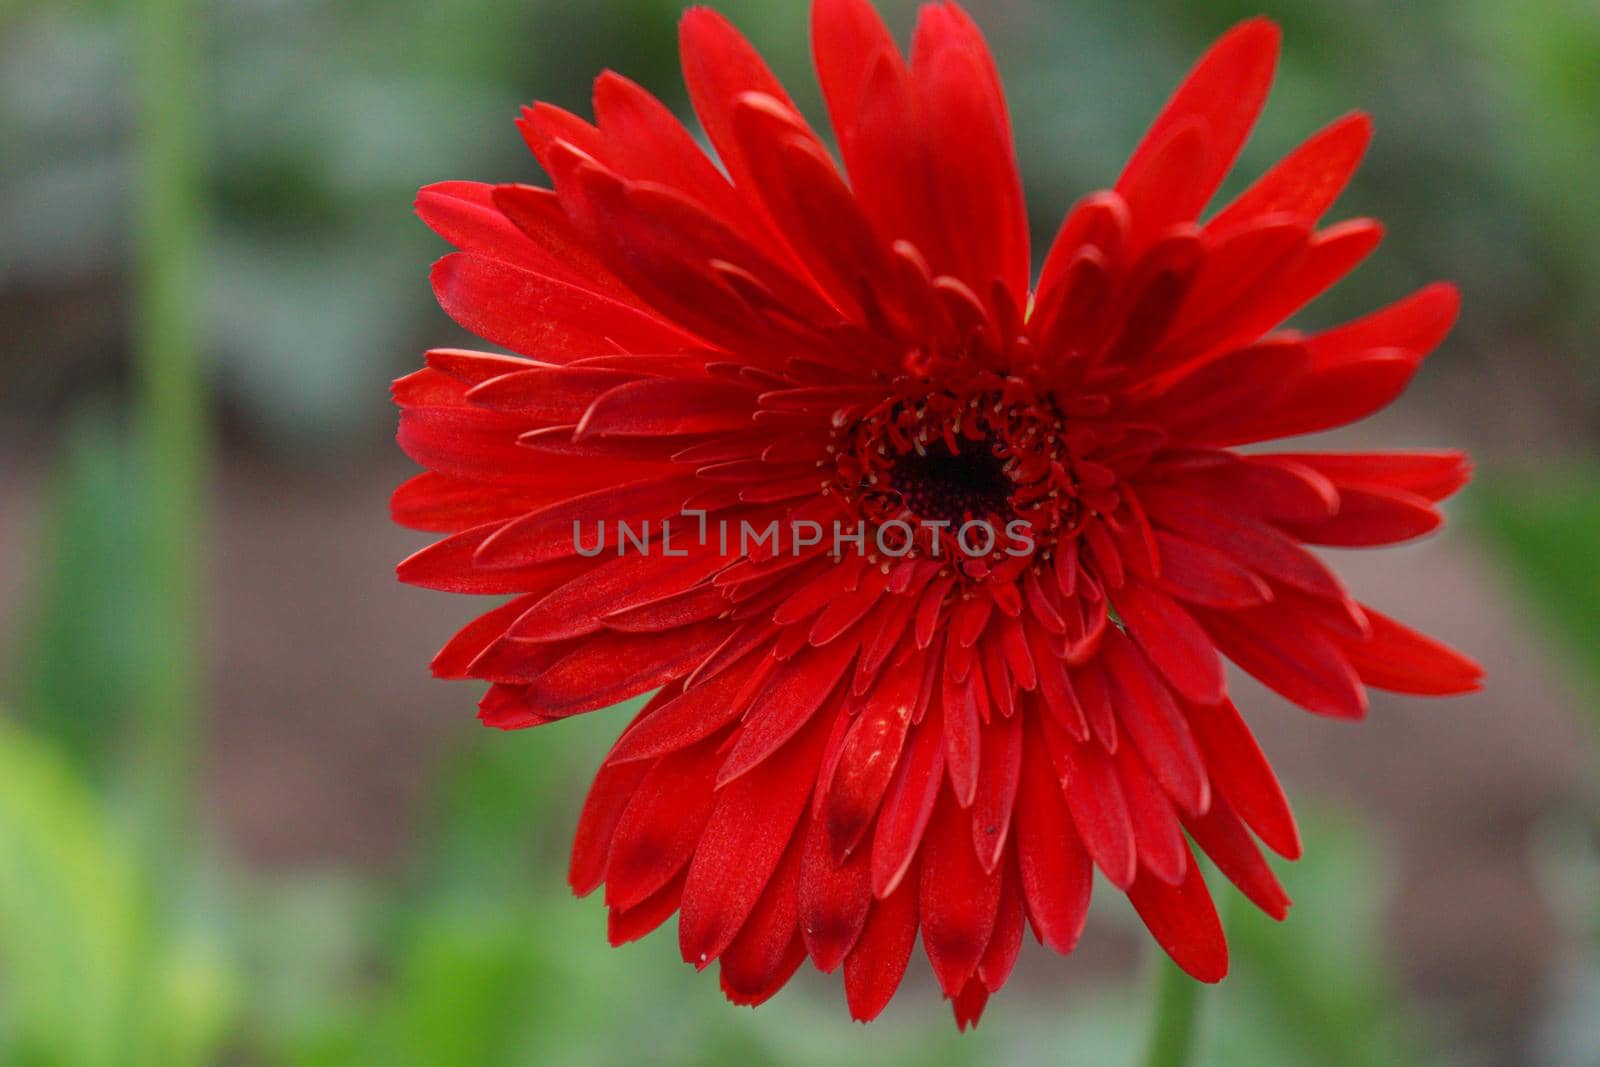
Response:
[[2, 0, 1598, 1063]]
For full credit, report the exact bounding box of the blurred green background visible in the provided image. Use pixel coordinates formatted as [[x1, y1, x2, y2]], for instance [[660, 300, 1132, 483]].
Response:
[[2, 0, 1598, 1063]]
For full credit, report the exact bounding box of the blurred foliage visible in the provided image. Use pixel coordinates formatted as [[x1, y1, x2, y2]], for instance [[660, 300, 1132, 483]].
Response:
[[1209, 817, 1421, 1067], [9, 405, 141, 774], [0, 717, 234, 1067], [1473, 471, 1600, 703]]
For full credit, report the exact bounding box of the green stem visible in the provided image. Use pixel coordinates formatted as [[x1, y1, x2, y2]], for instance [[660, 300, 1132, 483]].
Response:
[[131, 0, 205, 865], [1142, 957, 1205, 1067]]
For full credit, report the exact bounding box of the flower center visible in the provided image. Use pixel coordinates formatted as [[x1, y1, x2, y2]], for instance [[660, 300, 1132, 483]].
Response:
[[830, 377, 1080, 571], [886, 436, 1011, 527]]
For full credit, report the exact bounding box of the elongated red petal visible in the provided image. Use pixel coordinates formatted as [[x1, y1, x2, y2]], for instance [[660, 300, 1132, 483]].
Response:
[[605, 738, 725, 911], [1208, 111, 1371, 234], [718, 830, 807, 1004], [431, 253, 695, 359], [1182, 791, 1291, 920], [1014, 716, 1094, 952], [970, 711, 1023, 873], [1127, 853, 1228, 982], [870, 720, 946, 897], [679, 709, 831, 967], [1099, 629, 1210, 816], [1197, 605, 1368, 719], [1118, 18, 1279, 241], [920, 789, 1003, 997], [844, 856, 920, 1022], [1114, 581, 1226, 707], [1180, 697, 1301, 859], [1338, 606, 1483, 695], [799, 814, 874, 972]]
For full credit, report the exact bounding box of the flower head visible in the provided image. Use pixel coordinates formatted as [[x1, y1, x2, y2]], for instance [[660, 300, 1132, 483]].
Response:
[[394, 0, 1482, 1027]]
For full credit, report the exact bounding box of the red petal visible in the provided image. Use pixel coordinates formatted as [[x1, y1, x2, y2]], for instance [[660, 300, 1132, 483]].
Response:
[[590, 71, 765, 244], [525, 621, 730, 716], [677, 6, 809, 242], [976, 860, 1026, 992], [1113, 739, 1190, 886], [416, 180, 590, 283], [1128, 339, 1308, 440], [605, 653, 767, 764], [397, 523, 590, 596], [1034, 192, 1128, 335], [1049, 728, 1137, 889], [392, 472, 545, 534], [718, 638, 857, 786], [910, 4, 1029, 304], [920, 789, 1003, 997], [1284, 485, 1442, 547], [1149, 450, 1340, 525], [1307, 281, 1460, 365], [1118, 18, 1280, 237], [844, 855, 920, 1022], [970, 712, 1023, 873], [1207, 111, 1371, 234], [1180, 696, 1300, 859], [825, 662, 917, 860], [570, 742, 652, 895], [799, 814, 873, 972], [608, 867, 686, 946], [1114, 581, 1226, 707], [1127, 855, 1229, 982], [466, 364, 636, 419], [1166, 217, 1308, 346], [1337, 605, 1482, 695], [1196, 605, 1367, 719], [430, 595, 538, 679], [679, 708, 831, 967], [718, 829, 807, 1005], [1214, 350, 1421, 445], [941, 659, 983, 808], [1071, 659, 1119, 752], [1014, 716, 1094, 953], [1206, 218, 1384, 357], [870, 720, 946, 897], [1142, 485, 1347, 602], [951, 978, 990, 1031], [576, 377, 759, 439], [605, 738, 725, 911], [730, 97, 903, 324], [490, 183, 634, 301], [1028, 618, 1090, 741], [474, 476, 700, 568], [1182, 792, 1291, 920], [1100, 629, 1211, 816], [430, 252, 693, 360], [1150, 531, 1273, 609], [1260, 450, 1472, 503], [511, 548, 728, 643]]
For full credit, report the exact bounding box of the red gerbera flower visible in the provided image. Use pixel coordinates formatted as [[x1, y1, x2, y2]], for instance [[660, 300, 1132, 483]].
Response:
[[394, 0, 1483, 1027]]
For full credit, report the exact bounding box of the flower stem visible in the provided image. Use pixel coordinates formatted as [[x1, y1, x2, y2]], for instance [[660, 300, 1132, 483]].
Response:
[[130, 0, 205, 866], [1141, 957, 1205, 1067]]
